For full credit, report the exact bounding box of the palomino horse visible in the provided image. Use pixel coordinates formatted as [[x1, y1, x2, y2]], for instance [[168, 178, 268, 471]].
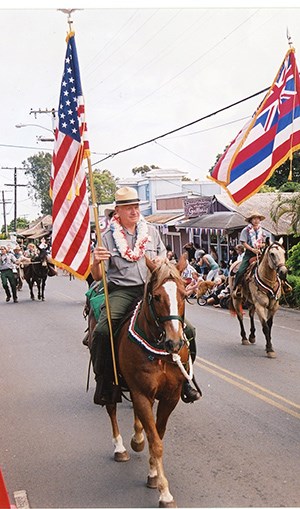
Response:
[[89, 256, 195, 508], [229, 239, 288, 358], [23, 248, 49, 301]]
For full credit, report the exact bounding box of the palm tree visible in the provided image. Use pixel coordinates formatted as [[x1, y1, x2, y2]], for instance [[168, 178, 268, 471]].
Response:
[[271, 193, 300, 235]]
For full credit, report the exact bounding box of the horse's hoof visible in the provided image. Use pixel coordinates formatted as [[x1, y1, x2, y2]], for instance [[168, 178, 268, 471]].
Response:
[[131, 437, 145, 453], [266, 351, 277, 358], [159, 499, 177, 508], [249, 336, 256, 344], [147, 475, 158, 489], [114, 450, 130, 462], [242, 339, 250, 345]]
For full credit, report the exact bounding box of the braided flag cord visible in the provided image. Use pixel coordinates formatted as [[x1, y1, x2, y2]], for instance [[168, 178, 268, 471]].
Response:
[[50, 31, 91, 279], [210, 48, 300, 204]]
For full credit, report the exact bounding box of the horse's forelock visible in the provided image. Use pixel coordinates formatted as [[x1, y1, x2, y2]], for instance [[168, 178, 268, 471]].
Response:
[[152, 260, 182, 290]]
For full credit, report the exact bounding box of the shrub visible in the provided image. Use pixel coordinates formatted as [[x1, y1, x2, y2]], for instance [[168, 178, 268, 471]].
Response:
[[280, 275, 300, 308], [286, 242, 300, 277]]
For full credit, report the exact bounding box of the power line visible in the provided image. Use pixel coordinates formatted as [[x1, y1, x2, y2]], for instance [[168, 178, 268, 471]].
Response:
[[91, 85, 269, 167]]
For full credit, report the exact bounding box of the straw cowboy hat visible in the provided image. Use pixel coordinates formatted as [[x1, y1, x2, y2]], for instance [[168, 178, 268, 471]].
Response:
[[244, 210, 266, 222], [115, 187, 140, 206]]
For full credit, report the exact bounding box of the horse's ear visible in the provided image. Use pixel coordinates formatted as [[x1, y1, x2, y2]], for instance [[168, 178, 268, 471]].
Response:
[[278, 237, 284, 246], [145, 255, 157, 273], [176, 253, 188, 274]]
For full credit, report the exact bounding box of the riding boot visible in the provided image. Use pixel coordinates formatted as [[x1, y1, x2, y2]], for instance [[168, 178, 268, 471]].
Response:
[[91, 330, 122, 406], [181, 380, 201, 403]]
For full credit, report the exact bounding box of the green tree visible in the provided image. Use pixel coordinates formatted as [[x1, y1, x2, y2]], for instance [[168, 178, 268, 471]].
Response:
[[278, 181, 300, 192], [132, 164, 159, 175], [23, 152, 52, 215], [259, 184, 277, 193], [286, 242, 300, 277], [271, 192, 300, 235], [1, 217, 30, 235], [90, 169, 117, 204], [267, 151, 300, 188]]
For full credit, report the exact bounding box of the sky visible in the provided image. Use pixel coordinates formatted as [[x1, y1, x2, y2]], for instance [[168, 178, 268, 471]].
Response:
[[1, 1, 300, 225]]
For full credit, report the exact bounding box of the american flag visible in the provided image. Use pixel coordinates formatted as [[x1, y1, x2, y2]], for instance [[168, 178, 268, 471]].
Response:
[[50, 32, 91, 279], [210, 49, 300, 205]]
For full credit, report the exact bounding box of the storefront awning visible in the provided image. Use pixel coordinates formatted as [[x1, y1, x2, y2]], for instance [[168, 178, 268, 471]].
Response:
[[177, 211, 246, 230]]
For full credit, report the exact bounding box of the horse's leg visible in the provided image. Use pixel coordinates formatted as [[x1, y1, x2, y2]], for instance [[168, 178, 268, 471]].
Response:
[[37, 280, 41, 300], [105, 403, 130, 462], [255, 306, 276, 358], [29, 281, 35, 300], [133, 394, 177, 508], [248, 306, 256, 343], [233, 297, 248, 345], [41, 278, 46, 301], [131, 410, 145, 453]]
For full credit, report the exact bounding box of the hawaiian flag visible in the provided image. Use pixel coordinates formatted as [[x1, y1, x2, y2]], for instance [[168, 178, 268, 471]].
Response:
[[50, 31, 91, 279], [210, 48, 300, 204]]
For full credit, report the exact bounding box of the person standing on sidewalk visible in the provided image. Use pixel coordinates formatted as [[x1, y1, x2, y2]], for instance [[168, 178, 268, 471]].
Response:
[[0, 246, 18, 302]]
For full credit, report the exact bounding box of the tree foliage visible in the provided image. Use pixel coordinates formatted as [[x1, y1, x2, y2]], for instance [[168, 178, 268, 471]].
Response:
[[1, 217, 29, 234], [267, 151, 300, 188], [23, 152, 52, 215], [90, 169, 117, 204], [286, 242, 300, 277], [270, 192, 300, 235], [132, 164, 159, 175]]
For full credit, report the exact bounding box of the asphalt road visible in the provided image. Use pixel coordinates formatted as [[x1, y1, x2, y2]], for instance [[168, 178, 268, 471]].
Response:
[[0, 273, 299, 508]]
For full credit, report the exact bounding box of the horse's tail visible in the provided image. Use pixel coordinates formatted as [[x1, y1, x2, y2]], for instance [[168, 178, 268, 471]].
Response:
[[228, 296, 237, 316], [228, 294, 244, 317]]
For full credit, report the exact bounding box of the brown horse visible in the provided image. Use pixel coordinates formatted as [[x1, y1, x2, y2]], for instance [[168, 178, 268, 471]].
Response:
[[229, 239, 288, 358], [88, 256, 194, 508]]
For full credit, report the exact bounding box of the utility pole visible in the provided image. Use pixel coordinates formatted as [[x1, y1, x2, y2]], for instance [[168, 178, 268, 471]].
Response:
[[0, 190, 12, 236], [1, 167, 27, 232], [30, 108, 57, 132]]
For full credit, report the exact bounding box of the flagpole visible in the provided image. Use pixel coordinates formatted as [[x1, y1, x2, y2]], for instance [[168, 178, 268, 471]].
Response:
[[287, 28, 294, 181], [87, 157, 119, 388], [58, 9, 120, 391]]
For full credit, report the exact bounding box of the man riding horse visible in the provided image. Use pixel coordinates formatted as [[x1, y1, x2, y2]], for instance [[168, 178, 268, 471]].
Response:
[[232, 210, 266, 296], [90, 187, 201, 406]]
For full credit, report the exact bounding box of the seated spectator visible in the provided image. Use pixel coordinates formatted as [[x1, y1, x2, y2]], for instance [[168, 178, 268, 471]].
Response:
[[204, 276, 227, 306], [219, 260, 229, 277]]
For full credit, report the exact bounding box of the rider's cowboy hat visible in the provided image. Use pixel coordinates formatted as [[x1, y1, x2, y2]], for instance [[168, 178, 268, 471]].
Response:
[[244, 210, 265, 222], [115, 187, 140, 206]]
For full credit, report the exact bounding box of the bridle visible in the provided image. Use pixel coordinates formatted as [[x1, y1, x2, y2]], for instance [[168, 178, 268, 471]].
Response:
[[266, 242, 286, 272], [146, 279, 185, 344]]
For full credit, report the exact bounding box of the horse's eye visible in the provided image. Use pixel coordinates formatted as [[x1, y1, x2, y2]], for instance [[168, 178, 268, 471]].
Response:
[[154, 295, 160, 302]]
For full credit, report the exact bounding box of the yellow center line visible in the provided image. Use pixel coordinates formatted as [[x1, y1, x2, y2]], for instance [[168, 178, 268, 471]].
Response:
[[195, 357, 300, 419]]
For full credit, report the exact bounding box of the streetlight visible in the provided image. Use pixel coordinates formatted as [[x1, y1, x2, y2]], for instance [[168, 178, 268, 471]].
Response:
[[15, 123, 54, 142], [15, 123, 54, 134]]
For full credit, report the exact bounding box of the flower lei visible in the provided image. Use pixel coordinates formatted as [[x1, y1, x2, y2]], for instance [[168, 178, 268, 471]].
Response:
[[247, 224, 264, 249], [110, 214, 150, 262]]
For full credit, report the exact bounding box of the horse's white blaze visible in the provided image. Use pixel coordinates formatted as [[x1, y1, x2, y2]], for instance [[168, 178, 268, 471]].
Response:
[[163, 281, 179, 332], [112, 434, 126, 453]]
